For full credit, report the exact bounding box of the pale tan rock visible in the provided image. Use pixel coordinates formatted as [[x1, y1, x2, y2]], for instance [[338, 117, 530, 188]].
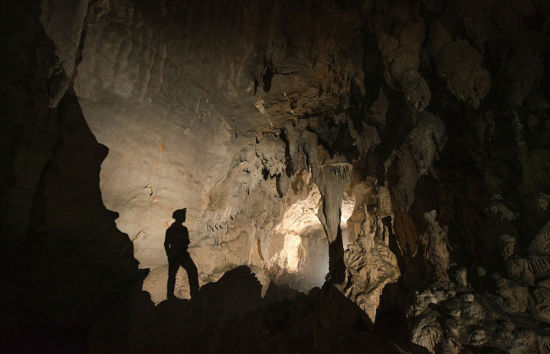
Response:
[[142, 265, 191, 304], [342, 182, 400, 322]]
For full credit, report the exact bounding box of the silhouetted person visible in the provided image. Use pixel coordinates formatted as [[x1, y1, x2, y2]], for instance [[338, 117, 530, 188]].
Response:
[[165, 208, 199, 300]]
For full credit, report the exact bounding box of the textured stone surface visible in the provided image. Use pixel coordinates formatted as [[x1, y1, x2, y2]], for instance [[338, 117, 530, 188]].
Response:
[[70, 1, 366, 292], [342, 182, 400, 322], [429, 20, 491, 109], [39, 0, 89, 106], [385, 111, 447, 210], [1, 3, 145, 351], [374, 0, 431, 111], [3, 0, 550, 352], [420, 210, 450, 282], [409, 278, 550, 353]]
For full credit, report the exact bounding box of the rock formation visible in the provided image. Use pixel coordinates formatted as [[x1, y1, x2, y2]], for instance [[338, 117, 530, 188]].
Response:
[[342, 180, 400, 322], [2, 0, 550, 352]]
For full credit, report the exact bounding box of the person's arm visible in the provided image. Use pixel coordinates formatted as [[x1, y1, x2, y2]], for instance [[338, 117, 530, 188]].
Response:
[[183, 227, 190, 248], [164, 232, 173, 259]]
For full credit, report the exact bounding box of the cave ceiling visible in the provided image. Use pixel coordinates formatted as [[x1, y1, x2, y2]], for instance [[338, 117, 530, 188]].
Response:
[[3, 0, 550, 352], [59, 0, 369, 288]]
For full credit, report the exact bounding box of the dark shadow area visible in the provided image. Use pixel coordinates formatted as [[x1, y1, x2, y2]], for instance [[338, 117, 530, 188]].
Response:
[[89, 265, 427, 354], [6, 0, 547, 352], [0, 2, 146, 352], [0, 4, 421, 352], [165, 208, 199, 299], [328, 228, 346, 284]]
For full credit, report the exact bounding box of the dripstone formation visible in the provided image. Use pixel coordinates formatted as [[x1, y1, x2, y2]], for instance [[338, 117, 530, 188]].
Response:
[[1, 0, 550, 353]]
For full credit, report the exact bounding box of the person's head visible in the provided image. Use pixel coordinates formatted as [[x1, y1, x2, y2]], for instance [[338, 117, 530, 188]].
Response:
[[172, 208, 187, 223]]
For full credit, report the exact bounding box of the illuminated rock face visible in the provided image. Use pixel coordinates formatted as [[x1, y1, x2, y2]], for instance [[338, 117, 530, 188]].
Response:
[[268, 173, 326, 290], [342, 181, 400, 322], [70, 0, 373, 301], [12, 1, 550, 351], [73, 1, 239, 270], [66, 0, 441, 312], [267, 171, 355, 291]]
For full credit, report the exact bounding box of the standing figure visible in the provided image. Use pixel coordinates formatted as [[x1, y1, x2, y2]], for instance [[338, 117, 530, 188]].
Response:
[[164, 208, 199, 299]]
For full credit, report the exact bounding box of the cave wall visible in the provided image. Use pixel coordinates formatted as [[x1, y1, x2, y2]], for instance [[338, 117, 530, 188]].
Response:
[[66, 0, 372, 297], [0, 1, 145, 351], [2, 0, 550, 352]]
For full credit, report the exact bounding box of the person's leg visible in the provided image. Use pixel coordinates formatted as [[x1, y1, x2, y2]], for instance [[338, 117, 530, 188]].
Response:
[[167, 261, 178, 299], [181, 254, 199, 298]]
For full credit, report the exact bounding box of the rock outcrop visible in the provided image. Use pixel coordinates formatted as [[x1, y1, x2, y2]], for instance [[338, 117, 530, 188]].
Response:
[[2, 0, 550, 352], [342, 181, 400, 322]]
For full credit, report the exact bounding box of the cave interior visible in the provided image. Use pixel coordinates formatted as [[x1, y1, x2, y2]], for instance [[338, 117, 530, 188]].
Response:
[[1, 0, 550, 353]]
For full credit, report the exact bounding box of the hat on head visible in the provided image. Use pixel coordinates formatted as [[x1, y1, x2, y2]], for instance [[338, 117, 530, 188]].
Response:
[[172, 208, 187, 220]]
